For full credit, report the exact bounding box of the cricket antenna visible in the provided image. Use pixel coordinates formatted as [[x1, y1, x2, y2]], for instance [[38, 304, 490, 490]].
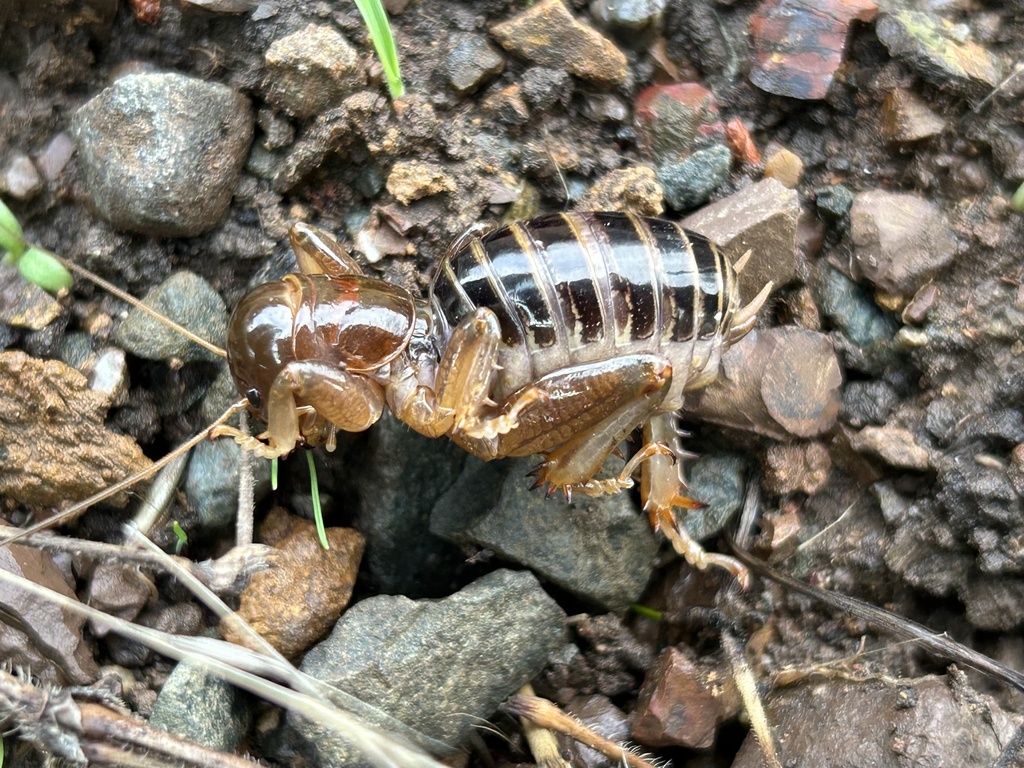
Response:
[[0, 400, 249, 549], [51, 250, 228, 359]]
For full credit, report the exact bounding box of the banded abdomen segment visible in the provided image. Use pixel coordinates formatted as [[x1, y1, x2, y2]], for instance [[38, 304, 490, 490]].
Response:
[[430, 212, 738, 403]]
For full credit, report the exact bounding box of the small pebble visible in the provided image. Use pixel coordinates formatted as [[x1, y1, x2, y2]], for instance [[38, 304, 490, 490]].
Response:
[[815, 183, 855, 220], [0, 262, 63, 330], [850, 189, 957, 296], [35, 132, 76, 181], [87, 346, 128, 405], [482, 84, 531, 125], [490, 0, 628, 88], [763, 148, 804, 189], [632, 647, 739, 749], [446, 34, 505, 95], [85, 562, 155, 625], [150, 663, 251, 752], [264, 24, 363, 118], [882, 88, 946, 142], [589, 0, 665, 30], [683, 177, 800, 299], [849, 425, 932, 470], [684, 454, 749, 540], [658, 144, 732, 210], [386, 160, 457, 205], [763, 442, 832, 496], [113, 271, 227, 362], [1, 153, 43, 200], [577, 165, 663, 216], [634, 82, 723, 166], [521, 66, 573, 110]]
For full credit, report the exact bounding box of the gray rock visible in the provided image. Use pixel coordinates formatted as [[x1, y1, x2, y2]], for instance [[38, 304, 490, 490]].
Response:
[[960, 576, 1024, 631], [875, 12, 1001, 99], [150, 661, 250, 752], [432, 456, 657, 612], [683, 454, 748, 540], [683, 177, 800, 300], [590, 0, 665, 30], [113, 271, 227, 362], [991, 127, 1024, 183], [446, 34, 505, 95], [817, 266, 898, 359], [349, 410, 467, 597], [521, 66, 574, 110], [658, 144, 732, 210], [850, 190, 957, 296], [73, 73, 253, 236], [264, 24, 364, 118], [814, 183, 855, 221], [184, 436, 271, 531], [293, 570, 566, 764]]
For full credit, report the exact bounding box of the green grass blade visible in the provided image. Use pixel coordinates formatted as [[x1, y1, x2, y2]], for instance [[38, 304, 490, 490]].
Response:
[[352, 0, 405, 99], [306, 450, 330, 549]]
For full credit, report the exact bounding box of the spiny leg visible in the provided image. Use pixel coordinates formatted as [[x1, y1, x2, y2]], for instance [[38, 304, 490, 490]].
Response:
[[456, 355, 674, 480], [641, 412, 750, 587]]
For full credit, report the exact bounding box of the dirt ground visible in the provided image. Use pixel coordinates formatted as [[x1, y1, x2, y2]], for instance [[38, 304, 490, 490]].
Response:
[[2, 0, 1024, 766]]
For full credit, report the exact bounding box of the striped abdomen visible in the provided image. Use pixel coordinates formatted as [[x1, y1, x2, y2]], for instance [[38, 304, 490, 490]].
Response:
[[429, 211, 745, 409]]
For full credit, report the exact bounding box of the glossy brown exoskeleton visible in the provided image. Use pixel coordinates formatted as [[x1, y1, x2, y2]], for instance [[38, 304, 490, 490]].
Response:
[[217, 212, 772, 582]]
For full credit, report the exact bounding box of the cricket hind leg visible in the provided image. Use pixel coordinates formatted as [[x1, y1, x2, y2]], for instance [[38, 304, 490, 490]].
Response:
[[641, 412, 750, 588]]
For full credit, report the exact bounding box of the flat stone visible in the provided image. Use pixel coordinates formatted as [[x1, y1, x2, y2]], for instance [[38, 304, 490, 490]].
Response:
[[221, 508, 364, 658], [850, 189, 957, 296], [431, 457, 657, 612], [876, 11, 1002, 99], [292, 570, 566, 764], [0, 544, 99, 685], [0, 261, 62, 330], [73, 73, 252, 236], [683, 177, 800, 300], [264, 24, 363, 118], [490, 0, 627, 88], [749, 0, 878, 100]]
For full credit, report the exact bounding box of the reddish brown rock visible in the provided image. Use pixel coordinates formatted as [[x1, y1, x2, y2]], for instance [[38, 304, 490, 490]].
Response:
[[848, 425, 932, 471], [632, 647, 740, 749], [749, 0, 878, 100], [222, 507, 364, 658]]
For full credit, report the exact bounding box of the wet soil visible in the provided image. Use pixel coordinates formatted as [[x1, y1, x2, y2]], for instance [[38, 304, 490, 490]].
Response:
[[2, 0, 1024, 766]]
